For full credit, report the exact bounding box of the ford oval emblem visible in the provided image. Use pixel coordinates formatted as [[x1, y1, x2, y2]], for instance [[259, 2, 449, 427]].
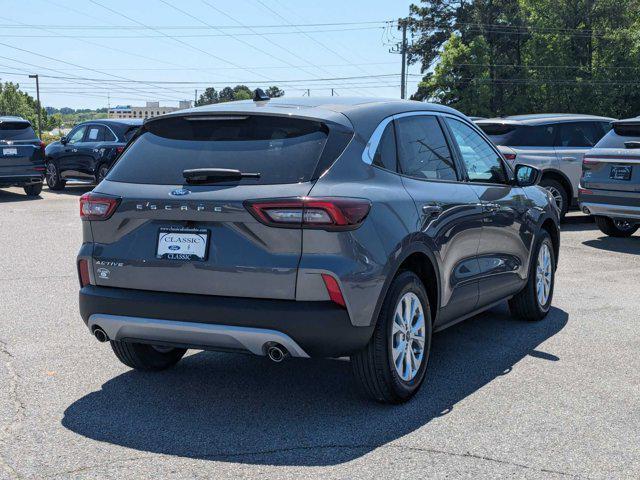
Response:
[[170, 188, 191, 196], [168, 245, 180, 251]]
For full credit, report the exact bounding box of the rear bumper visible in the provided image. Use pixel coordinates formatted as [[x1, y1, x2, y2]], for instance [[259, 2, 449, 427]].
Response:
[[79, 285, 374, 358], [0, 174, 44, 187], [579, 188, 640, 220]]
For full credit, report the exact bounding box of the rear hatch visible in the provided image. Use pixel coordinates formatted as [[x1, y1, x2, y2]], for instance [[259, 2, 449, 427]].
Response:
[[0, 120, 44, 176], [86, 111, 352, 300], [582, 120, 640, 193]]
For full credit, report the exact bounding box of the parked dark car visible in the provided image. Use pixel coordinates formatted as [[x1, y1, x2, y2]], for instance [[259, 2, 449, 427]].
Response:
[[0, 116, 45, 196], [579, 117, 640, 237], [77, 96, 560, 404], [45, 119, 142, 190]]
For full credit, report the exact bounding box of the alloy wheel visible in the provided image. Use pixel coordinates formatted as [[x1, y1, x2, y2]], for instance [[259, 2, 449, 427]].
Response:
[[613, 219, 636, 231], [46, 162, 57, 187], [536, 242, 553, 307], [391, 292, 426, 382], [545, 186, 564, 213]]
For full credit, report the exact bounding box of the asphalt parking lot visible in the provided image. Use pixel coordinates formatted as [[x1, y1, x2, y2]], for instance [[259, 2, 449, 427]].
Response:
[[0, 186, 639, 479]]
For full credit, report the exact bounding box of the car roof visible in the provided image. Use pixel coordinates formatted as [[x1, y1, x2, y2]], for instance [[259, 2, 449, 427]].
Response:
[[613, 116, 640, 125], [0, 116, 30, 124], [81, 119, 143, 126], [477, 113, 615, 126], [152, 97, 468, 134]]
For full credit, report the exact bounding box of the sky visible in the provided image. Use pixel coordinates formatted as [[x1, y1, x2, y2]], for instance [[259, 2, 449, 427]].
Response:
[[0, 0, 423, 109]]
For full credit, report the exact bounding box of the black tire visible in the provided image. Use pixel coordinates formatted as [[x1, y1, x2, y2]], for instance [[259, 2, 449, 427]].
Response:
[[594, 216, 639, 238], [509, 230, 555, 321], [351, 271, 433, 404], [23, 182, 43, 197], [96, 163, 110, 183], [110, 340, 186, 371], [539, 178, 569, 220], [45, 161, 66, 191]]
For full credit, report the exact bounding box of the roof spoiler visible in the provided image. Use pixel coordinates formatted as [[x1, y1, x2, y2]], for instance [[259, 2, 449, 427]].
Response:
[[613, 119, 640, 137]]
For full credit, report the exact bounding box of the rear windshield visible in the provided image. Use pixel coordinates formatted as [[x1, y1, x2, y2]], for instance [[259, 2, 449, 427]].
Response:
[[0, 121, 36, 141], [595, 124, 640, 149], [107, 115, 331, 185], [478, 123, 556, 147]]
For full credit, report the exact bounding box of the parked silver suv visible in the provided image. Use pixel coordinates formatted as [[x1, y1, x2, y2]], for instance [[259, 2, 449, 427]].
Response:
[[77, 96, 560, 403], [476, 114, 614, 218]]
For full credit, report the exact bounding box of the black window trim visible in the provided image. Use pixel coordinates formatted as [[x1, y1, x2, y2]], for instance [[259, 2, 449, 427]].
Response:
[[363, 111, 464, 185]]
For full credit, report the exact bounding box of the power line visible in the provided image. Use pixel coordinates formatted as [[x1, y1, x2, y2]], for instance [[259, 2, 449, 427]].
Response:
[[0, 20, 392, 30], [0, 26, 384, 38]]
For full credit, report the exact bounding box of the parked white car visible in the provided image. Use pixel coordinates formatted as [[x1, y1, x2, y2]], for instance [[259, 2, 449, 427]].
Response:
[[476, 114, 615, 218]]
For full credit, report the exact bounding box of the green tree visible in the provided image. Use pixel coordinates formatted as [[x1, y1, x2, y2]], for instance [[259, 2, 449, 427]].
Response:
[[232, 85, 252, 100], [195, 87, 219, 106], [266, 86, 285, 98], [408, 0, 640, 118]]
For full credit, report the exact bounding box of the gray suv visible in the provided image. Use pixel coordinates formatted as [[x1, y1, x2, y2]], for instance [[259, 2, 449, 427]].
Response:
[[77, 96, 560, 403], [476, 114, 614, 218], [580, 117, 640, 237]]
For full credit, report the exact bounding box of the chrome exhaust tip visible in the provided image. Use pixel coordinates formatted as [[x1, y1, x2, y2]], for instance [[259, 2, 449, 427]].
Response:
[[93, 327, 109, 343], [265, 343, 288, 362]]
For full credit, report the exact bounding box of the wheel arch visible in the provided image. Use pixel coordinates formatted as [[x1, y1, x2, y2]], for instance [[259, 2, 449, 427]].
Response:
[[371, 243, 441, 328], [539, 216, 561, 268], [541, 169, 574, 200]]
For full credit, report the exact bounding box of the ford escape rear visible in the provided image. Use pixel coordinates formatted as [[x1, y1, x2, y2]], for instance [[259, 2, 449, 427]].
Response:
[[78, 96, 560, 403]]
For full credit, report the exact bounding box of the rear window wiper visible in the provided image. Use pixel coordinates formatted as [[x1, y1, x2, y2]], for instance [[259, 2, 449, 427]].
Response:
[[182, 168, 261, 184]]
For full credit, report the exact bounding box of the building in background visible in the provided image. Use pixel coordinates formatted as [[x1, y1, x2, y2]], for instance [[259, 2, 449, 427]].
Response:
[[108, 100, 192, 119]]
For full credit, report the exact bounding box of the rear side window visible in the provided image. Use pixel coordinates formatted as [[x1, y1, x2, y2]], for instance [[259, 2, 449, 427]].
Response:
[[479, 123, 556, 147], [557, 122, 599, 147], [122, 126, 138, 142], [86, 125, 103, 142], [395, 115, 457, 181], [372, 122, 397, 171], [0, 121, 36, 140], [107, 115, 337, 185]]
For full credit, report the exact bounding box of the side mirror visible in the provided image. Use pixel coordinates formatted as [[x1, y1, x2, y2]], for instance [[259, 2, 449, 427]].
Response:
[[514, 164, 541, 187], [60, 136, 68, 145]]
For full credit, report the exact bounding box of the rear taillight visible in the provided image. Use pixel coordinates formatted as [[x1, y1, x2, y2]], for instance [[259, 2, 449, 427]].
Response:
[[578, 186, 593, 195], [244, 197, 371, 230], [79, 192, 120, 220], [583, 156, 597, 165], [77, 259, 91, 287], [321, 273, 346, 308], [115, 146, 125, 155], [39, 141, 45, 154], [503, 153, 517, 161]]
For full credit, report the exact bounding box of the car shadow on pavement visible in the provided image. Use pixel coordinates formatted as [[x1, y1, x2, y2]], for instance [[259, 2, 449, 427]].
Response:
[[561, 214, 596, 232], [44, 185, 93, 196], [583, 236, 640, 255], [0, 189, 43, 203], [62, 303, 568, 466]]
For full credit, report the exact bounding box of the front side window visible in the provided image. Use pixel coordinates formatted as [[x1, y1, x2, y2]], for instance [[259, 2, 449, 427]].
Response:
[[67, 126, 87, 144], [447, 118, 507, 184], [557, 122, 599, 147], [372, 122, 397, 171], [395, 115, 457, 181]]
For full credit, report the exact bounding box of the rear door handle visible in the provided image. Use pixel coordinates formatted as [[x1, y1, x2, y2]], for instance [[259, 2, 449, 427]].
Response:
[[561, 156, 578, 162], [483, 203, 500, 213], [422, 204, 443, 217]]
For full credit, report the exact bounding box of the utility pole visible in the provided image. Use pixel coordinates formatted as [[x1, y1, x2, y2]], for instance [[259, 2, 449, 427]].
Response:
[[331, 88, 335, 96], [28, 74, 41, 137], [400, 20, 407, 100], [194, 89, 198, 106], [390, 19, 410, 100]]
